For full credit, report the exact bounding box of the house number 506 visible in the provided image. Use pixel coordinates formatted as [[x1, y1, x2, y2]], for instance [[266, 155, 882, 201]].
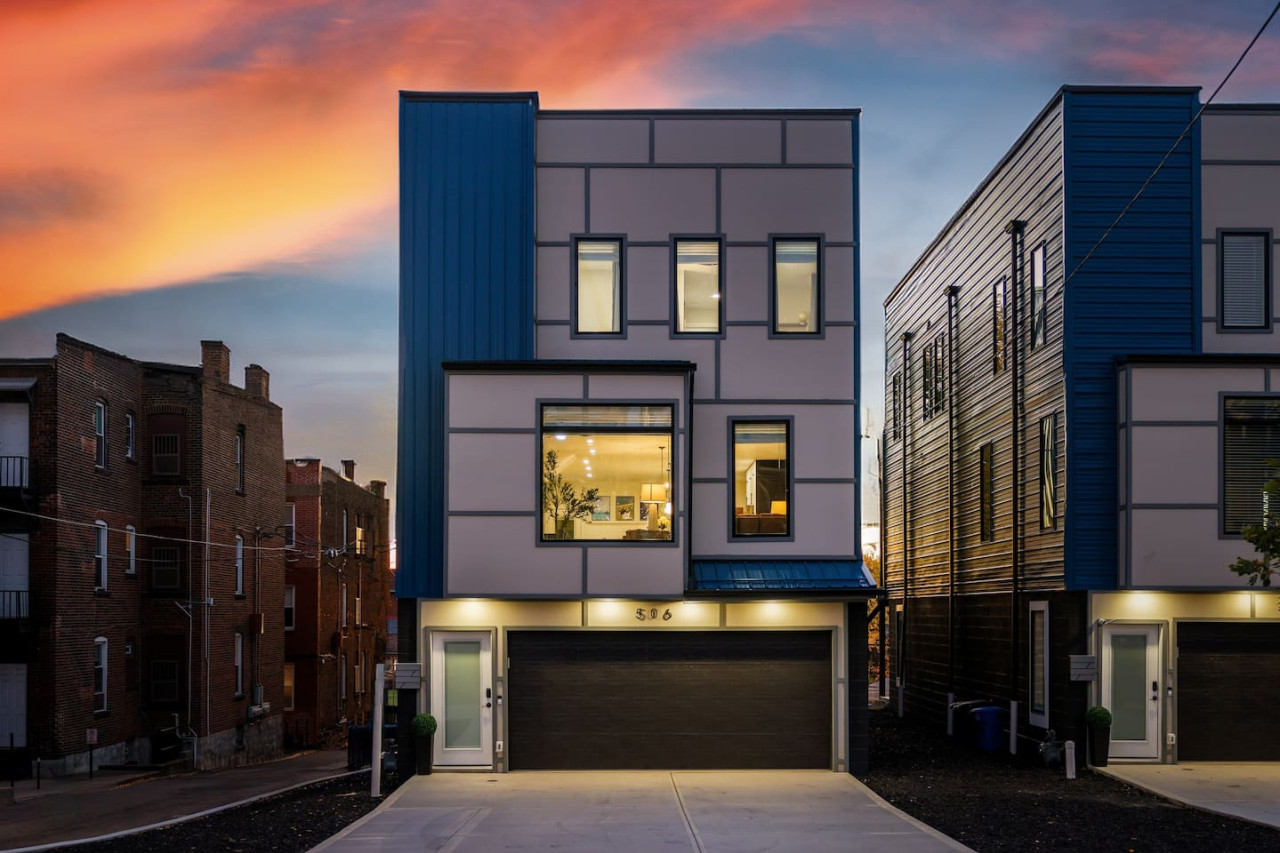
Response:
[[635, 608, 673, 622]]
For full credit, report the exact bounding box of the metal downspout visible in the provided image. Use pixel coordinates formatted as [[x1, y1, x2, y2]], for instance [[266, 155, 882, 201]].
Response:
[[946, 285, 959, 694], [1005, 220, 1026, 714], [899, 331, 914, 704]]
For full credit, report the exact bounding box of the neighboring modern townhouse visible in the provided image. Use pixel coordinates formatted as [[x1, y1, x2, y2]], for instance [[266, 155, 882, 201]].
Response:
[[883, 85, 1280, 762], [0, 334, 285, 775], [283, 457, 391, 746], [395, 92, 874, 774]]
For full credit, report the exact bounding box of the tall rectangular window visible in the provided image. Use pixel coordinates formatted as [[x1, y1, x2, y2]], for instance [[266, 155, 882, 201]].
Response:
[[1224, 397, 1280, 533], [284, 585, 296, 630], [283, 503, 296, 548], [674, 238, 722, 334], [234, 535, 244, 596], [125, 412, 136, 460], [340, 652, 347, 701], [94, 521, 108, 589], [921, 335, 944, 421], [891, 372, 902, 440], [341, 583, 348, 627], [125, 525, 136, 575], [355, 514, 367, 556], [1029, 601, 1049, 726], [94, 401, 107, 468], [234, 631, 244, 697], [283, 664, 295, 711], [992, 277, 1007, 372], [1039, 414, 1057, 530], [342, 508, 349, 552], [152, 545, 180, 589], [1031, 244, 1047, 349], [980, 443, 995, 542], [772, 238, 820, 334], [574, 238, 623, 334], [541, 405, 675, 542], [152, 434, 180, 475], [920, 349, 932, 421], [1221, 231, 1270, 330], [235, 426, 245, 493], [732, 421, 791, 538], [93, 637, 108, 712]]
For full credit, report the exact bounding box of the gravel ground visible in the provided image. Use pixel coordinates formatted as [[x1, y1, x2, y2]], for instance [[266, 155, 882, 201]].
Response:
[[57, 769, 398, 853], [861, 708, 1280, 852]]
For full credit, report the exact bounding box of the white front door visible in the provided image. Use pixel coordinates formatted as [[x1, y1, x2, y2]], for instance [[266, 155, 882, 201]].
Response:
[[1102, 624, 1162, 759], [0, 402, 29, 487], [0, 664, 27, 748], [430, 632, 493, 767]]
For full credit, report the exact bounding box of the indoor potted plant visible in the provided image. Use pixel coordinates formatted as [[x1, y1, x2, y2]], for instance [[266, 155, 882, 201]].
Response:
[[1085, 705, 1112, 767], [542, 450, 599, 539], [411, 713, 437, 775]]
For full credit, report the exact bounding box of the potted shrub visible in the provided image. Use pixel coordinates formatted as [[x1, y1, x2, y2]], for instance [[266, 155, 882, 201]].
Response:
[[1085, 705, 1112, 767], [411, 713, 437, 775], [542, 450, 599, 540]]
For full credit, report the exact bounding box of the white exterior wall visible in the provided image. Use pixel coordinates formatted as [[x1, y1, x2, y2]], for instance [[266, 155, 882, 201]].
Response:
[[1200, 110, 1280, 352]]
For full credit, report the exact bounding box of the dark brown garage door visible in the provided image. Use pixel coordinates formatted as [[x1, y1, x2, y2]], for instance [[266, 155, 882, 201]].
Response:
[[506, 630, 831, 770], [1177, 622, 1280, 760]]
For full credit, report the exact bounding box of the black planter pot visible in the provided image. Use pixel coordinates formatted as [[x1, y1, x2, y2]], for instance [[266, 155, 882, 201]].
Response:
[[1088, 724, 1110, 767], [415, 735, 434, 775]]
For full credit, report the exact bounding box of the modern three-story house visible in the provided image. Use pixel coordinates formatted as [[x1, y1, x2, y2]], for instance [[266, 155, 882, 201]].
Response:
[[883, 85, 1280, 763], [395, 92, 874, 773]]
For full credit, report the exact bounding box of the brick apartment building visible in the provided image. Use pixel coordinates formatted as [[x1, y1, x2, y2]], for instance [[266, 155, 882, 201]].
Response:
[[283, 458, 390, 747], [0, 334, 285, 774]]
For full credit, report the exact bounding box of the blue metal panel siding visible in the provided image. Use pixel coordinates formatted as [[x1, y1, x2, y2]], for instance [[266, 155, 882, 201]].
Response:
[[690, 560, 872, 592], [397, 96, 536, 599], [1061, 90, 1199, 591]]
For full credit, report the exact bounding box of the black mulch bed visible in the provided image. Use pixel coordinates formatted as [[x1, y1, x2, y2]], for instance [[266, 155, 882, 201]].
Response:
[[862, 708, 1280, 852], [58, 769, 399, 853]]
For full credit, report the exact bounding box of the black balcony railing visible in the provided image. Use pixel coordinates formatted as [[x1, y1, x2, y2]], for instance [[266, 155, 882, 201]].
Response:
[[0, 456, 29, 489], [0, 589, 28, 619]]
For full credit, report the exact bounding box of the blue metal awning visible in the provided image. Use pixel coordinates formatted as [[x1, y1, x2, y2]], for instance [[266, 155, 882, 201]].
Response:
[[690, 560, 875, 593]]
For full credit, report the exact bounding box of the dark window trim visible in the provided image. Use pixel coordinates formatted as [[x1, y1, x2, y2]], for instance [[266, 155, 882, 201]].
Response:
[[1030, 242, 1048, 350], [1217, 228, 1273, 333], [727, 416, 796, 542], [570, 234, 627, 339], [233, 630, 244, 698], [1028, 601, 1049, 725], [124, 411, 136, 461], [891, 372, 902, 441], [979, 443, 995, 541], [992, 276, 1008, 373], [768, 234, 824, 338], [669, 233, 725, 339], [1221, 392, 1280, 536], [1039, 413, 1057, 530]]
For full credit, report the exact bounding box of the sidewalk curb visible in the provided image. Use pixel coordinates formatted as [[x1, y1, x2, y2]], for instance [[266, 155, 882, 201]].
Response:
[[851, 775, 977, 852], [1093, 767, 1280, 832], [2, 769, 366, 853]]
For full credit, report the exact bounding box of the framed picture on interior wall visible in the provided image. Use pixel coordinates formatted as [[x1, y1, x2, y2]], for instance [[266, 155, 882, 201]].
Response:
[[639, 503, 651, 522], [592, 495, 612, 521], [616, 496, 635, 521]]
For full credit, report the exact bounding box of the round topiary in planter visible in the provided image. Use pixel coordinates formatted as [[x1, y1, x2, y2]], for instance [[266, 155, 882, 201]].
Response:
[[411, 713, 437, 775], [1085, 705, 1112, 767]]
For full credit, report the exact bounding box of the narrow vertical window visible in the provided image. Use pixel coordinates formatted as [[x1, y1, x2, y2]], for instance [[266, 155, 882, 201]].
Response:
[[342, 508, 349, 552], [125, 525, 136, 575], [732, 421, 791, 537], [932, 335, 946, 416], [355, 514, 367, 556], [124, 412, 135, 460], [341, 583, 348, 628], [980, 443, 995, 542], [1221, 231, 1270, 330], [1031, 244, 1047, 349], [1039, 414, 1057, 529], [94, 520, 108, 589], [1029, 601, 1049, 727], [284, 585, 296, 630], [234, 631, 244, 697], [93, 636, 108, 712], [235, 425, 245, 494], [920, 349, 933, 421], [674, 238, 722, 334], [94, 401, 107, 468], [234, 535, 244, 596], [891, 372, 902, 440], [355, 592, 362, 626], [283, 503, 296, 548], [992, 277, 1007, 372], [283, 663, 295, 711], [340, 651, 347, 701], [573, 237, 623, 334], [772, 238, 820, 334]]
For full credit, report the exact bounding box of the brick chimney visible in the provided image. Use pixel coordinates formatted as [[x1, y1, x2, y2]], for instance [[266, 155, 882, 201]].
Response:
[[369, 480, 386, 498], [201, 341, 230, 383], [244, 364, 270, 401], [341, 459, 355, 481]]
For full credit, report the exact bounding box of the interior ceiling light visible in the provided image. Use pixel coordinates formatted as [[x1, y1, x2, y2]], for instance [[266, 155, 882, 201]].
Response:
[[555, 433, 567, 441]]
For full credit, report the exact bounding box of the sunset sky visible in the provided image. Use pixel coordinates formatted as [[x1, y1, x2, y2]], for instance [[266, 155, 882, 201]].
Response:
[[3, 0, 1278, 533]]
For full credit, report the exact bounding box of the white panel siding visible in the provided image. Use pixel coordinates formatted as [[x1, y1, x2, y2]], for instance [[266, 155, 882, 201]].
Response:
[[1202, 114, 1280, 161], [448, 373, 582, 430], [626, 246, 669, 322], [719, 326, 855, 401], [1129, 367, 1264, 421], [586, 547, 684, 596], [1129, 508, 1257, 588], [1129, 426, 1218, 505], [720, 169, 853, 242], [536, 247, 570, 322], [447, 516, 581, 596], [785, 121, 853, 165], [590, 169, 716, 241], [690, 481, 854, 558], [537, 119, 649, 163], [535, 168, 585, 241], [725, 246, 768, 323], [587, 374, 686, 408], [536, 323, 717, 367], [1202, 167, 1280, 238], [654, 119, 781, 164], [825, 247, 856, 323], [448, 434, 537, 512]]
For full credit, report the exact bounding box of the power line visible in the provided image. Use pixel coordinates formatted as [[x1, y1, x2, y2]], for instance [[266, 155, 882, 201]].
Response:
[[1063, 0, 1280, 287], [0, 506, 294, 552]]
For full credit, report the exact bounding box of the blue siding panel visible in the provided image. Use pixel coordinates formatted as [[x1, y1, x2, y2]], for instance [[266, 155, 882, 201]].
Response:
[[1061, 89, 1199, 592], [690, 560, 874, 592], [397, 94, 537, 599]]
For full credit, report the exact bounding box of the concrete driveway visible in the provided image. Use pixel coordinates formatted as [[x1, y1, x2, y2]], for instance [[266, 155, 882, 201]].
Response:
[[313, 771, 969, 853], [1101, 764, 1280, 829]]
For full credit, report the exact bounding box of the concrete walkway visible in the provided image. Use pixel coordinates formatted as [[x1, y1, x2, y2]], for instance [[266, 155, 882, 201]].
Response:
[[1100, 763, 1280, 830], [1, 750, 352, 851], [314, 770, 971, 853]]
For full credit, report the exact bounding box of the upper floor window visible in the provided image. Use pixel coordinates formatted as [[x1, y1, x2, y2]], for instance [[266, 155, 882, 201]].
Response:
[[1039, 414, 1057, 530], [992, 277, 1007, 373], [573, 237, 624, 335], [1221, 231, 1270, 330], [125, 525, 136, 575], [283, 503, 296, 548], [1031, 244, 1047, 349], [152, 544, 181, 590], [980, 443, 995, 542], [94, 520, 108, 590], [771, 238, 820, 334], [673, 238, 722, 335], [921, 335, 945, 422], [235, 425, 245, 493], [94, 401, 107, 469], [891, 372, 902, 440], [93, 636, 108, 712], [732, 421, 791, 538], [355, 514, 368, 556], [541, 404, 675, 542], [125, 412, 136, 460], [153, 434, 180, 476], [234, 534, 244, 596], [1224, 396, 1280, 534], [284, 585, 296, 631]]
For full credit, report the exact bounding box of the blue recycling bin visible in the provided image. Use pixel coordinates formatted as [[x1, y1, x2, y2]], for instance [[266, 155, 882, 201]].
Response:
[[971, 706, 1004, 752]]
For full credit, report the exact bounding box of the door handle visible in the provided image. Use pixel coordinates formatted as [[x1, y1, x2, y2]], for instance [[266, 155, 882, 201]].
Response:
[[485, 702, 492, 708], [1151, 680, 1158, 701]]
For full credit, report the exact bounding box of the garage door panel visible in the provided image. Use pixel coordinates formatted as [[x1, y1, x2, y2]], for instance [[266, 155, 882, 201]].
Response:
[[507, 630, 831, 769], [1177, 622, 1280, 761]]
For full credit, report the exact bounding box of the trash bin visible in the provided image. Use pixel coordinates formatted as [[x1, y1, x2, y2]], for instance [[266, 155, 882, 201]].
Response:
[[971, 706, 1005, 752], [347, 724, 372, 770]]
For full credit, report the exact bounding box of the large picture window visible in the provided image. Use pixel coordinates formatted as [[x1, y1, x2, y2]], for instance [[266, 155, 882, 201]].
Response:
[[732, 421, 791, 538], [1221, 231, 1270, 330], [573, 238, 624, 335], [1224, 397, 1280, 534], [771, 238, 820, 334], [673, 238, 722, 334], [541, 404, 675, 542]]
